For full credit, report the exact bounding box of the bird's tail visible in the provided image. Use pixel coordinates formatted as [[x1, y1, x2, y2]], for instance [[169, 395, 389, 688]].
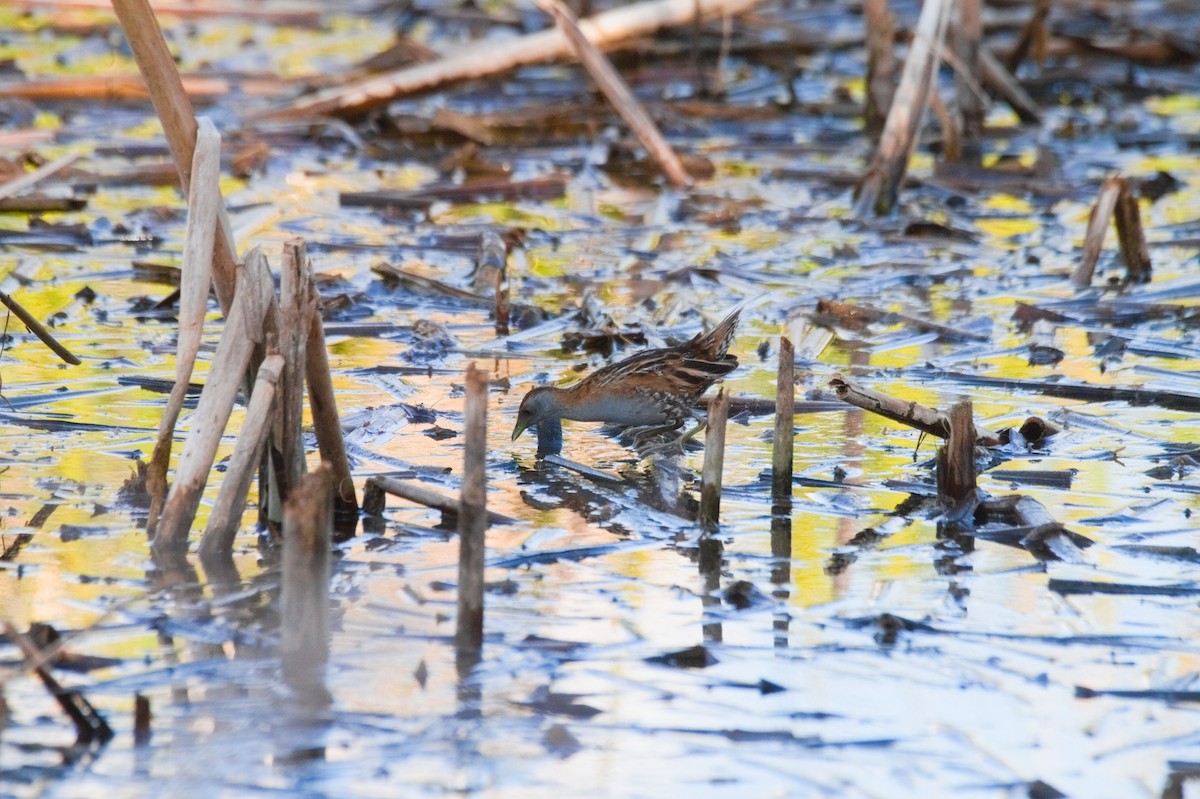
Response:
[[693, 308, 741, 360]]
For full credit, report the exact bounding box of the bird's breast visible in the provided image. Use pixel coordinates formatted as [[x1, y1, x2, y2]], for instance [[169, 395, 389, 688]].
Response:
[[561, 393, 672, 426]]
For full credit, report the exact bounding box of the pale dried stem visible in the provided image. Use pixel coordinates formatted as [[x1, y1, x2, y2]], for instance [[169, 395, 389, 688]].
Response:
[[264, 0, 762, 120], [538, 0, 692, 188]]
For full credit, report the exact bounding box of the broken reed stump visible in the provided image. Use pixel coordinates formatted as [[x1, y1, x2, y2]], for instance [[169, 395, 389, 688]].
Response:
[[133, 693, 151, 746], [1113, 182, 1153, 285], [456, 363, 489, 673], [936, 399, 977, 504], [281, 464, 333, 701], [771, 337, 795, 512], [698, 387, 730, 531], [199, 353, 285, 562], [278, 239, 314, 499], [538, 0, 691, 188], [1072, 175, 1153, 289], [854, 0, 951, 216]]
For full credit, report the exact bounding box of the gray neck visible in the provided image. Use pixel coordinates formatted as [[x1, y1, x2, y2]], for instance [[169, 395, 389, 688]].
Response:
[[534, 416, 563, 457]]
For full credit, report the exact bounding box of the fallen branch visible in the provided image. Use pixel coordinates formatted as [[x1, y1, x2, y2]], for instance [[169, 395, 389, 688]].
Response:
[[829, 375, 1001, 446], [362, 474, 516, 526], [262, 0, 762, 121], [538, 0, 691, 187], [0, 292, 80, 365], [0, 152, 80, 201]]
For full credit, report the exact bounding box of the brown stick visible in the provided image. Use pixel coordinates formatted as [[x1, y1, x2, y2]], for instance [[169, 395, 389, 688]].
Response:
[[110, 0, 238, 312], [538, 0, 692, 188], [979, 48, 1041, 125], [698, 387, 729, 531], [305, 290, 358, 514], [278, 239, 313, 498], [198, 353, 284, 561], [1072, 176, 1123, 290], [771, 338, 794, 511], [952, 0, 983, 162], [456, 363, 489, 673], [281, 465, 333, 699], [0, 292, 80, 365], [1003, 0, 1050, 74], [263, 0, 762, 121], [937, 399, 977, 503], [829, 375, 1000, 446], [854, 0, 951, 216], [1114, 180, 1152, 284], [133, 693, 151, 746], [863, 0, 896, 137]]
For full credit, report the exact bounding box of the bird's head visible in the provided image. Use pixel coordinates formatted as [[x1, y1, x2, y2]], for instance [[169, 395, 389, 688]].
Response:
[[511, 386, 561, 441]]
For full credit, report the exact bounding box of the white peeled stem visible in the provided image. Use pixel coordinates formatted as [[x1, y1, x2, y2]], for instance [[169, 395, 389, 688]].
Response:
[[177, 117, 221, 383]]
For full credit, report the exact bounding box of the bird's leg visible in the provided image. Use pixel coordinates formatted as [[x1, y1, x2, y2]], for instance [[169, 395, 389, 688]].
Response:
[[628, 419, 684, 445], [677, 416, 707, 446], [635, 418, 695, 458], [638, 415, 708, 458]]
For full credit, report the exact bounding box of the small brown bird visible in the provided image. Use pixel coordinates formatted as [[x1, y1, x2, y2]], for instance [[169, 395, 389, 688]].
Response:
[[512, 309, 740, 456]]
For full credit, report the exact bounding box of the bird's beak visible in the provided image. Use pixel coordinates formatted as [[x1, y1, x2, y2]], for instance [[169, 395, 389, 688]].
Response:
[[511, 420, 527, 441]]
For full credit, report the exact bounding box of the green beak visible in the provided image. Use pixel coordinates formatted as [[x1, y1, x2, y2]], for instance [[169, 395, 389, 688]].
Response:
[[511, 420, 527, 441]]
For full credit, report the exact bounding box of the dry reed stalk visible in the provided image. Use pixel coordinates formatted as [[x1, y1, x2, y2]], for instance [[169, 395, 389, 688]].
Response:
[[154, 250, 274, 555], [863, 0, 896, 136], [0, 292, 80, 365], [278, 239, 314, 498], [110, 0, 239, 311], [979, 48, 1041, 124], [698, 387, 729, 530], [455, 363, 489, 671], [147, 118, 221, 525], [198, 354, 285, 561], [771, 337, 795, 511], [1072, 176, 1123, 289], [305, 296, 358, 514], [854, 0, 952, 216], [952, 0, 983, 161], [937, 399, 977, 503], [264, 0, 762, 121], [538, 0, 692, 187], [1114, 182, 1152, 284]]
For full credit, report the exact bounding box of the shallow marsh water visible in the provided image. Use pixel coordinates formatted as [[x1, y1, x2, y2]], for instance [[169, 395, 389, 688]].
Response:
[[1, 2, 1200, 797]]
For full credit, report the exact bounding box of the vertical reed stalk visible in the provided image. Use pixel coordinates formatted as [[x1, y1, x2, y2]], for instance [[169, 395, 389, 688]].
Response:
[[456, 363, 489, 672]]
